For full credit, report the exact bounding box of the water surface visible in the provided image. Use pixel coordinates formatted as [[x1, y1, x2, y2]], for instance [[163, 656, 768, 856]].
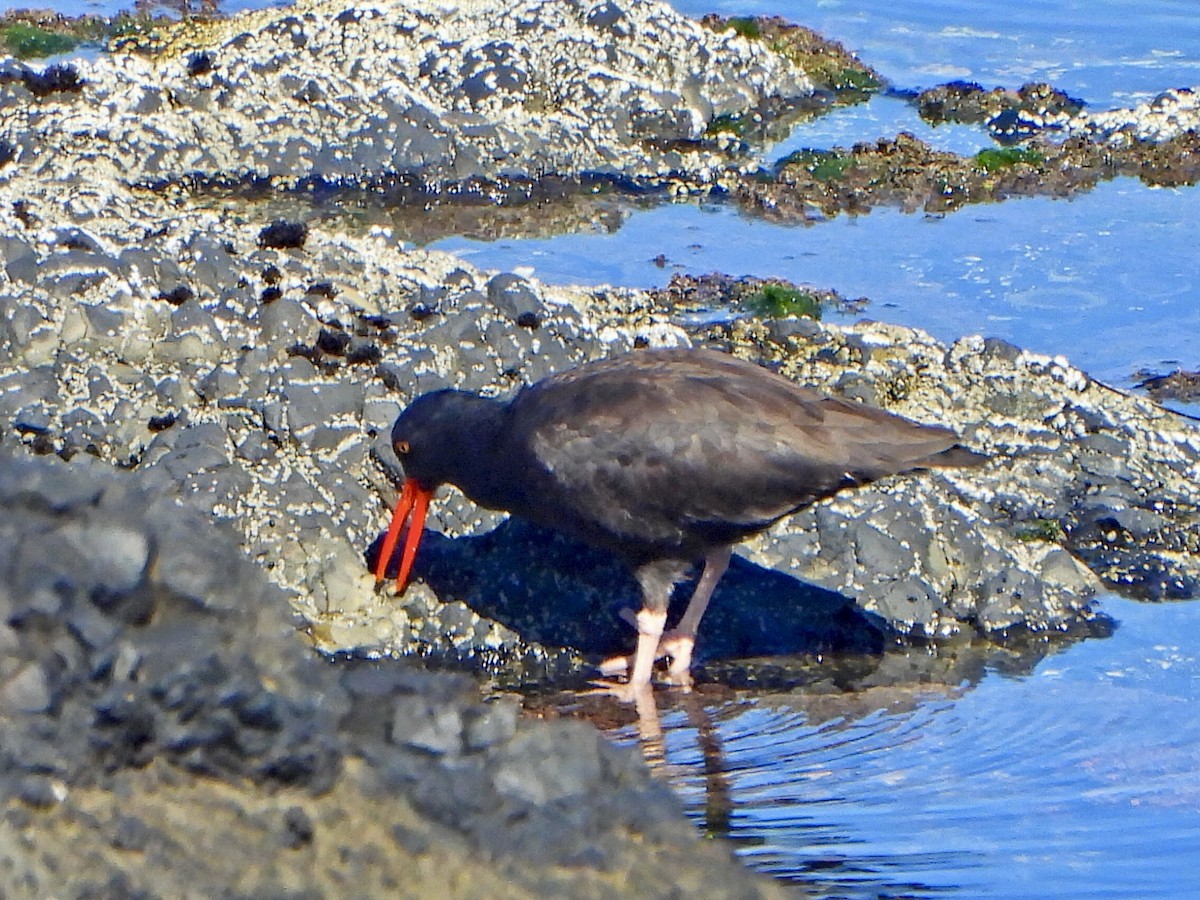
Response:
[[671, 0, 1200, 109], [434, 178, 1200, 392], [602, 595, 1200, 898]]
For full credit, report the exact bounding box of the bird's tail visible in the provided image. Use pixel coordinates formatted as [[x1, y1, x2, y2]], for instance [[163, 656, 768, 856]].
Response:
[[913, 444, 988, 470]]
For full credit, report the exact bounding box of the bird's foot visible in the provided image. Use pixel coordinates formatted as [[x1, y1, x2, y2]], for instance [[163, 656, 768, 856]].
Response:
[[654, 629, 697, 688], [598, 628, 697, 683], [584, 678, 656, 704], [596, 654, 632, 678], [658, 668, 694, 690]]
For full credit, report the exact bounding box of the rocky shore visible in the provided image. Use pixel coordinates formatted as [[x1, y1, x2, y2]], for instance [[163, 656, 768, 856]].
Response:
[[0, 452, 787, 897], [2, 0, 1199, 894]]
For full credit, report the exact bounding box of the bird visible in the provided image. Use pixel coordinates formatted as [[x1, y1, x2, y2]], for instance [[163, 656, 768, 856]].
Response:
[[373, 347, 985, 698]]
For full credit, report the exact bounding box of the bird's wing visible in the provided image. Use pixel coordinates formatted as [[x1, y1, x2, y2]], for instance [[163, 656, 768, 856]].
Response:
[[499, 350, 944, 544]]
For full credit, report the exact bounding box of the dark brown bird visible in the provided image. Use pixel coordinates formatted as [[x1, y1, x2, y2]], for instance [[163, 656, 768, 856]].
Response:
[[374, 348, 984, 697]]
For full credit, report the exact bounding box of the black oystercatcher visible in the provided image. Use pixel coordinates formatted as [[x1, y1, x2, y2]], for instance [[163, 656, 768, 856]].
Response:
[[374, 348, 984, 696]]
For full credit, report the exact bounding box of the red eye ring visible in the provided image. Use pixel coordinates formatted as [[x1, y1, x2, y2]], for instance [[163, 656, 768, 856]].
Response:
[[395, 440, 411, 454]]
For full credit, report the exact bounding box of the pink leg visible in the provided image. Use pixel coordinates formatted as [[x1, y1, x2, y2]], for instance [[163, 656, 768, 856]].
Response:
[[592, 607, 665, 703], [598, 548, 732, 687], [627, 607, 667, 690], [660, 546, 731, 684]]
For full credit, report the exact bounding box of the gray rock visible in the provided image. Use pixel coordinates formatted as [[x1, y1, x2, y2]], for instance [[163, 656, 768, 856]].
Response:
[[58, 521, 150, 598], [257, 297, 320, 354], [463, 701, 519, 751], [491, 722, 604, 805], [0, 663, 53, 714], [2, 235, 39, 284], [486, 272, 542, 322], [392, 696, 465, 756], [0, 452, 767, 897], [189, 235, 241, 291]]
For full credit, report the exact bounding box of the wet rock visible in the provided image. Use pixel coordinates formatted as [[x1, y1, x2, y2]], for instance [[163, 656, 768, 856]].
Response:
[[18, 62, 85, 98], [1135, 366, 1200, 404]]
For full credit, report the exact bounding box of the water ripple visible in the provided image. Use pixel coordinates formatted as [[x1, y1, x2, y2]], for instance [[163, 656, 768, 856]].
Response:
[[605, 599, 1200, 898]]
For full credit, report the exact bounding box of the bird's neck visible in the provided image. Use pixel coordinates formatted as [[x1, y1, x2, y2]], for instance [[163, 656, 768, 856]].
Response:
[[441, 397, 521, 513]]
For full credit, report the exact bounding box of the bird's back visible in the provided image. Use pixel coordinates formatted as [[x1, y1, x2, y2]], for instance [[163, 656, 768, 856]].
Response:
[[493, 348, 981, 560]]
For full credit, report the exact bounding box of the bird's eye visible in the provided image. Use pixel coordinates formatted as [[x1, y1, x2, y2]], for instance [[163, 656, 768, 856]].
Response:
[[395, 440, 411, 455]]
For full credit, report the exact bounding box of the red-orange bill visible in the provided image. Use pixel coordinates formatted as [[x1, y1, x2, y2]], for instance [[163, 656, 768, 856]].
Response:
[[373, 479, 431, 590]]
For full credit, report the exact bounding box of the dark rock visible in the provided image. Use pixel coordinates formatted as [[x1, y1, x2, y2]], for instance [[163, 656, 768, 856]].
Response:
[[409, 301, 437, 321], [258, 221, 308, 250], [186, 52, 216, 78], [486, 272, 542, 321], [21, 63, 84, 98], [587, 1, 628, 32], [158, 285, 195, 306], [316, 328, 351, 356], [281, 806, 314, 849], [390, 823, 431, 855], [110, 814, 154, 852], [16, 776, 58, 809], [147, 412, 177, 433]]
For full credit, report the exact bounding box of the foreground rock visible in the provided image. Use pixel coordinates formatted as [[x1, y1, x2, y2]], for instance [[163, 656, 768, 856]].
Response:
[[0, 451, 784, 898]]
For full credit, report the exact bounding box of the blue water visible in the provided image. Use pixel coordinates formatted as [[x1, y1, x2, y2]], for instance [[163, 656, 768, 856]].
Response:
[[610, 595, 1200, 898], [435, 179, 1200, 390], [670, 0, 1200, 109]]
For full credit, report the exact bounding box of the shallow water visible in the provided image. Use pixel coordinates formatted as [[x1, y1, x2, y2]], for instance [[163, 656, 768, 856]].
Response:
[[434, 177, 1200, 395], [671, 0, 1200, 110], [601, 594, 1200, 898]]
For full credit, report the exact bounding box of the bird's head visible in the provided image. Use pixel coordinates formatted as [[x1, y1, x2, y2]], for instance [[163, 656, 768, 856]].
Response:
[[373, 389, 505, 590]]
